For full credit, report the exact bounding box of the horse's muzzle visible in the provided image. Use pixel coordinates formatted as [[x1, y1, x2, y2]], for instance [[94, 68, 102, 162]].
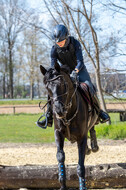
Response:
[[54, 101, 66, 118]]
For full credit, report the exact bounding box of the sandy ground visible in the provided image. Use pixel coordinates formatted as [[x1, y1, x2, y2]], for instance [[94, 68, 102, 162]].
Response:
[[0, 103, 126, 114], [0, 139, 126, 166]]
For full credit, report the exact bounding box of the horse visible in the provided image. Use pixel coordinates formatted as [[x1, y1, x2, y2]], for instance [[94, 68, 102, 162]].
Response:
[[40, 62, 98, 190]]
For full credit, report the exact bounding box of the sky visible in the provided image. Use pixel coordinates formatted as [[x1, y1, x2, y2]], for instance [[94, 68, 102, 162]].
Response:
[[26, 0, 126, 72]]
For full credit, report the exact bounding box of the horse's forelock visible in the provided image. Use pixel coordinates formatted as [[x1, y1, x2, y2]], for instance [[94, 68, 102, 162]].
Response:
[[43, 65, 70, 84], [43, 67, 59, 83]]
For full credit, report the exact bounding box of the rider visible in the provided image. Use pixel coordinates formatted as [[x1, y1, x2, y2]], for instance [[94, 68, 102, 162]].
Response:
[[38, 24, 110, 128]]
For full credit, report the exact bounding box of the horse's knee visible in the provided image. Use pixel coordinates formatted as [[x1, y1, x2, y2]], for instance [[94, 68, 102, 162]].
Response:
[[77, 164, 85, 177], [57, 150, 65, 163]]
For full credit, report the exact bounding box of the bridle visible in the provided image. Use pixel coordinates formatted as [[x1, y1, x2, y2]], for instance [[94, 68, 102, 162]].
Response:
[[39, 73, 79, 128], [47, 75, 69, 110]]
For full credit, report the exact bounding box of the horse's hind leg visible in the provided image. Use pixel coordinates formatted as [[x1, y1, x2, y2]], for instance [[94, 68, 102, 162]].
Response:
[[55, 129, 67, 190], [90, 126, 99, 152], [77, 136, 87, 190]]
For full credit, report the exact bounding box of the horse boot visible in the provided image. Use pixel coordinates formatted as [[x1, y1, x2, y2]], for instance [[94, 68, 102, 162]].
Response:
[[37, 103, 53, 128], [92, 94, 110, 123], [90, 127, 99, 152]]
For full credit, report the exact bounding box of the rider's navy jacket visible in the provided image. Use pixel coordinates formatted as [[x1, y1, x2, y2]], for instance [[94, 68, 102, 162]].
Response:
[[51, 36, 85, 73]]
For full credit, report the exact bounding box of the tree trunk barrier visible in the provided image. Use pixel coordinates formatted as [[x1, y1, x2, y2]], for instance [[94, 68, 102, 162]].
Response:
[[0, 163, 126, 189]]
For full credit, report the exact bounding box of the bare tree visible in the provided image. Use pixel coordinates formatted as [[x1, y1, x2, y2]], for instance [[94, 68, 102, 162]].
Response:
[[0, 42, 8, 98], [0, 0, 29, 98], [43, 0, 108, 111], [100, 0, 126, 15], [19, 22, 48, 100]]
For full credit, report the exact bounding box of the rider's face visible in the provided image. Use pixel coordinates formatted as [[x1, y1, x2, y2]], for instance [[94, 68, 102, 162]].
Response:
[[56, 39, 66, 47]]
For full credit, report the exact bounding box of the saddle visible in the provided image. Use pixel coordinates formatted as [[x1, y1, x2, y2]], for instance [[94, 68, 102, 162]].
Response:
[[78, 83, 99, 129], [78, 83, 93, 111]]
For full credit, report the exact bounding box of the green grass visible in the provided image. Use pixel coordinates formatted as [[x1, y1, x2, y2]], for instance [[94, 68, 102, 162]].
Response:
[[95, 113, 126, 140], [95, 122, 126, 140], [0, 114, 55, 143], [0, 113, 125, 143], [0, 98, 126, 105], [0, 99, 46, 105]]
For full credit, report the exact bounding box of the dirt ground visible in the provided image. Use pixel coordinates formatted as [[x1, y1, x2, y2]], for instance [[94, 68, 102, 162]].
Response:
[[0, 103, 126, 114], [0, 103, 126, 166], [0, 139, 126, 166]]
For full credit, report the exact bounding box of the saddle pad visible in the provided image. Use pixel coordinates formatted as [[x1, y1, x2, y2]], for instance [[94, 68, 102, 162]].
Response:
[[79, 83, 92, 106]]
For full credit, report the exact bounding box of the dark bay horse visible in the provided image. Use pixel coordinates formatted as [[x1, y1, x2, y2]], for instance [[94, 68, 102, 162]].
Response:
[[40, 63, 98, 190]]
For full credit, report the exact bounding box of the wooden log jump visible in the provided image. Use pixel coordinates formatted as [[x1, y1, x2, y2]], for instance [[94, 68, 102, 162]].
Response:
[[0, 163, 126, 189]]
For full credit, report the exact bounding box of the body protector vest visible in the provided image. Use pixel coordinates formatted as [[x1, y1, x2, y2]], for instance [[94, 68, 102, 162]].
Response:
[[56, 37, 77, 72]]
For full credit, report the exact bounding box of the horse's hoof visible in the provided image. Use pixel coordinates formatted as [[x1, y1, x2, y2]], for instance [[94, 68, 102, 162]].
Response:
[[92, 145, 99, 152], [85, 147, 91, 155]]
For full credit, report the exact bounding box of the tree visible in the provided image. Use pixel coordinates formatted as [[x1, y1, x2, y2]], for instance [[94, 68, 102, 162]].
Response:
[[43, 0, 109, 111], [0, 42, 8, 98], [0, 0, 28, 98], [18, 22, 48, 100]]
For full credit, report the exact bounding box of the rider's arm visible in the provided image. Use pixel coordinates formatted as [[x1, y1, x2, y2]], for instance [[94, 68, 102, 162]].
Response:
[[51, 46, 58, 67], [74, 39, 85, 72]]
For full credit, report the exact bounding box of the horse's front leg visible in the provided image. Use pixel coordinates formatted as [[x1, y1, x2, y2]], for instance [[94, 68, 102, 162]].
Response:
[[55, 129, 67, 190], [77, 136, 87, 190]]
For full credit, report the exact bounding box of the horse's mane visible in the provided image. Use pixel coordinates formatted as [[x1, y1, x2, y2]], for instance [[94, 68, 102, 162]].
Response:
[[43, 64, 70, 83], [60, 65, 70, 74]]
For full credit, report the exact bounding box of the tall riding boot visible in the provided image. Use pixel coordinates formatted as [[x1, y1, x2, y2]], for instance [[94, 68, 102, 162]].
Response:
[[92, 94, 110, 123], [37, 97, 53, 128]]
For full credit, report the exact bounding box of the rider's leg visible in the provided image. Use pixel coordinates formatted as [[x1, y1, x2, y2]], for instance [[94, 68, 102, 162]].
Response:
[[37, 96, 53, 128], [78, 68, 110, 123], [91, 90, 110, 123], [78, 67, 109, 152]]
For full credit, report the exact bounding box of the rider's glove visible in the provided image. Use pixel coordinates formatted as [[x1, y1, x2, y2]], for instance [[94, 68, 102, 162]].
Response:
[[70, 70, 78, 81]]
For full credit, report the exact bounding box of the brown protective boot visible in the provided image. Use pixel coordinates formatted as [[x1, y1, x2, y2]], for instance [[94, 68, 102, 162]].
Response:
[[90, 127, 99, 152]]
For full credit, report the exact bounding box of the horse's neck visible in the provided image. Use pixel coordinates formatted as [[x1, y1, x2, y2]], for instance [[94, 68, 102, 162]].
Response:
[[66, 82, 78, 117]]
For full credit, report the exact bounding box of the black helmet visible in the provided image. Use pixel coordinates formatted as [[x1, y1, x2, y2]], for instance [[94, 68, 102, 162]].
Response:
[[52, 24, 69, 42]]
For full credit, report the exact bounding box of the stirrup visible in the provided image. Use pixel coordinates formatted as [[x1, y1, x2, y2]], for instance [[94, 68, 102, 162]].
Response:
[[35, 113, 48, 129], [100, 117, 110, 123]]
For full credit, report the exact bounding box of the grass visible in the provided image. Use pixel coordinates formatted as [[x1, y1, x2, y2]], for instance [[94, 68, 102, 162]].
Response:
[[0, 99, 46, 105], [95, 113, 126, 140], [0, 114, 55, 143], [0, 113, 125, 143], [105, 98, 126, 103], [0, 98, 126, 106]]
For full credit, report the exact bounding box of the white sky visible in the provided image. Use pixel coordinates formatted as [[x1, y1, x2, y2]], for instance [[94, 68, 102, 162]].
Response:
[[26, 0, 126, 71]]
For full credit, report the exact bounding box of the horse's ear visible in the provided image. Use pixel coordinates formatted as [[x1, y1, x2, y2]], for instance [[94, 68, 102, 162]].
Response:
[[40, 65, 47, 75], [54, 62, 60, 73]]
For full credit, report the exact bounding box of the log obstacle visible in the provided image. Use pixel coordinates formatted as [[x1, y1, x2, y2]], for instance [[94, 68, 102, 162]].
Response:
[[0, 163, 126, 189]]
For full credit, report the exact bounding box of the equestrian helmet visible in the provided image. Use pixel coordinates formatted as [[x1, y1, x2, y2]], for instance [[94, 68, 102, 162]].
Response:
[[52, 24, 69, 42]]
